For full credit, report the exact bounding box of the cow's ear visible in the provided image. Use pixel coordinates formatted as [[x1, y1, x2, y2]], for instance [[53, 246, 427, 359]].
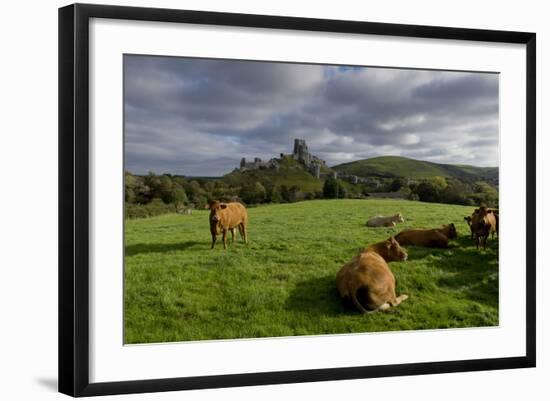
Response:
[[220, 203, 228, 209], [464, 217, 468, 221]]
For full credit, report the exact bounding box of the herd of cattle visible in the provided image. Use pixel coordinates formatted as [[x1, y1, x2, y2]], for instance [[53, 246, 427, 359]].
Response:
[[206, 200, 498, 315]]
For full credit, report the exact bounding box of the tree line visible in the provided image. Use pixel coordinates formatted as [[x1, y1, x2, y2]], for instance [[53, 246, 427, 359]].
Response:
[[392, 176, 498, 207], [124, 171, 498, 219]]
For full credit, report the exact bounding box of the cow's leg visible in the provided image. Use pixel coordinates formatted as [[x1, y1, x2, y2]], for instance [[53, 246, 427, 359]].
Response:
[[241, 223, 248, 244], [390, 294, 409, 307], [222, 229, 227, 250], [367, 302, 391, 313], [238, 224, 245, 241], [230, 228, 236, 243], [210, 233, 217, 249]]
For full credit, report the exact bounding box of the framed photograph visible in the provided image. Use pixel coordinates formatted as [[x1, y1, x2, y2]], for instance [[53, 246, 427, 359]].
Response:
[[59, 3, 536, 397]]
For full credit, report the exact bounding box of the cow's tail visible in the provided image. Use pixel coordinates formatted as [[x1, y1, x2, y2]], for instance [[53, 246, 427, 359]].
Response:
[[350, 287, 371, 314]]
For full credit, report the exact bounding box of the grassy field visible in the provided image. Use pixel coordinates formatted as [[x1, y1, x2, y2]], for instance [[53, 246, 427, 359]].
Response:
[[124, 199, 498, 344]]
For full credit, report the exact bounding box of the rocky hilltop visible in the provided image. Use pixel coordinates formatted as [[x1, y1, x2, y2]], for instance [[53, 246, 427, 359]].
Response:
[[238, 139, 329, 179]]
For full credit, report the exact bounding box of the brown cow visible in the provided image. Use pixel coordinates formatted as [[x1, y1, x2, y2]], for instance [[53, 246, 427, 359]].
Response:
[[394, 224, 457, 248], [207, 200, 248, 249], [464, 216, 474, 239], [336, 236, 408, 314], [471, 206, 497, 250]]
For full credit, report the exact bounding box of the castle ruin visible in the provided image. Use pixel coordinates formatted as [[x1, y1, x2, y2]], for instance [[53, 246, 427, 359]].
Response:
[[239, 157, 279, 171], [238, 138, 375, 184], [292, 138, 326, 179], [238, 138, 325, 177]]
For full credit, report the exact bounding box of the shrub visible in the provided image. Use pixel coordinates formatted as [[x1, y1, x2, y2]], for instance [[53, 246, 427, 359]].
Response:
[[125, 199, 176, 219]]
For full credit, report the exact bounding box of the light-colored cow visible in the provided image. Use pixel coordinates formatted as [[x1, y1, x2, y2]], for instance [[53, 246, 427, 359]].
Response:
[[366, 213, 404, 227]]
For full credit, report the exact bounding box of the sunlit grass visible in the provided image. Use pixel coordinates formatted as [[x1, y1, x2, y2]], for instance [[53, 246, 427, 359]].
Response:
[[124, 199, 498, 344]]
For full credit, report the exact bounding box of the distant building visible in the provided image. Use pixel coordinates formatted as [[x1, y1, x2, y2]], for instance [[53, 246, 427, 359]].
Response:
[[235, 138, 393, 186], [293, 139, 311, 165], [239, 157, 279, 172]]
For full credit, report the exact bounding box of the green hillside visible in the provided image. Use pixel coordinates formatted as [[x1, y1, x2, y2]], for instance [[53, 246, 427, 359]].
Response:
[[333, 156, 498, 182], [224, 155, 322, 192]]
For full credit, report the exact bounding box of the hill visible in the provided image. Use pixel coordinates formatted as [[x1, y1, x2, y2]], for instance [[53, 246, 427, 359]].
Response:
[[332, 156, 498, 183], [223, 155, 323, 192]]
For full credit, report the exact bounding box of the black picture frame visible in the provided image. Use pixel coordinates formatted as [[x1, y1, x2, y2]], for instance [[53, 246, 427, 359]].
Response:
[[58, 3, 536, 397]]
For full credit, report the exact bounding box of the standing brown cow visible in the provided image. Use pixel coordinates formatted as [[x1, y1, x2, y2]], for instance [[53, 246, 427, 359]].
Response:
[[207, 200, 248, 249], [464, 216, 475, 239], [471, 206, 497, 250], [336, 236, 408, 314]]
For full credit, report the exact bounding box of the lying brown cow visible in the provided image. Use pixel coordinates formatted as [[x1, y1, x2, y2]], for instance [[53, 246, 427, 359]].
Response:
[[366, 213, 404, 227], [471, 206, 497, 250], [207, 200, 248, 249], [336, 236, 408, 314], [394, 224, 457, 248]]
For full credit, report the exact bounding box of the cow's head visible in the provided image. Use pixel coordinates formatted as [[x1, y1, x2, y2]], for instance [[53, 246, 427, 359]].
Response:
[[473, 214, 493, 235], [207, 200, 228, 223], [395, 213, 404, 223], [464, 216, 472, 226], [386, 236, 408, 262], [447, 223, 457, 239]]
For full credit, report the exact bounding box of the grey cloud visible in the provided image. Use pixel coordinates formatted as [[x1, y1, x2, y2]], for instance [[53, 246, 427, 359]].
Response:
[[124, 55, 499, 176]]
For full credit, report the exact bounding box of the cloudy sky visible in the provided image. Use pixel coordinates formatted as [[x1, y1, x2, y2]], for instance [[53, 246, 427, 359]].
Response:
[[124, 55, 499, 176]]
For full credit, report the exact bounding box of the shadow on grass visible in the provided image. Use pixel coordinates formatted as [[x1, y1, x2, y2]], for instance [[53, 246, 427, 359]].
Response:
[[404, 234, 499, 309], [125, 241, 204, 256], [285, 274, 351, 317]]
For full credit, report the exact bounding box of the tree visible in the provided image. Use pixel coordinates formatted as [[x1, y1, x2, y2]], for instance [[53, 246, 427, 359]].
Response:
[[186, 180, 204, 200], [414, 181, 440, 203], [239, 181, 266, 204], [288, 185, 303, 202], [171, 182, 188, 206], [159, 175, 173, 203], [472, 181, 499, 207], [280, 185, 291, 202], [142, 172, 164, 200], [323, 176, 338, 198], [440, 179, 470, 205], [266, 184, 282, 203], [431, 176, 448, 191], [388, 178, 404, 192], [124, 171, 137, 203]]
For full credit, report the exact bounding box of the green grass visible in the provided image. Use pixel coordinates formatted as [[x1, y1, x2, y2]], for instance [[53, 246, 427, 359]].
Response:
[[124, 199, 498, 344], [333, 155, 498, 181]]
